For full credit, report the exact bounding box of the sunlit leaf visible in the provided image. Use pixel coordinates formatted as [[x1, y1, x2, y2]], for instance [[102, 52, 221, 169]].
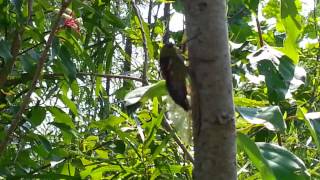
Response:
[[237, 106, 286, 132], [237, 132, 276, 180], [303, 111, 320, 149], [58, 94, 78, 116], [257, 143, 310, 180], [48, 107, 75, 129], [124, 80, 167, 106]]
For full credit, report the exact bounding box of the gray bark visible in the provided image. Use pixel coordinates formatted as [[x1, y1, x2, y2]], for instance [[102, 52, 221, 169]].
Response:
[[183, 0, 236, 179]]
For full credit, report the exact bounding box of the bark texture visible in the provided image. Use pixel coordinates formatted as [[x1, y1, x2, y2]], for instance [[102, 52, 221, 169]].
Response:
[[183, 0, 236, 179]]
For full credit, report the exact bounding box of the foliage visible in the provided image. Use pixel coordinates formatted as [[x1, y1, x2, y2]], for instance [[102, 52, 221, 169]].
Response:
[[0, 0, 320, 179]]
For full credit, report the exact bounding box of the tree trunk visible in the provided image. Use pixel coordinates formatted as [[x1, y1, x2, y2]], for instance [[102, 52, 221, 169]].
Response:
[[183, 0, 236, 179]]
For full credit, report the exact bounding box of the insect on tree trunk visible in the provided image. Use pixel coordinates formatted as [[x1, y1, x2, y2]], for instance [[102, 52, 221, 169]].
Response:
[[183, 0, 237, 179]]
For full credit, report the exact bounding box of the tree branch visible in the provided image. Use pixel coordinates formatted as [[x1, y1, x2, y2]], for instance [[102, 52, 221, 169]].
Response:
[[0, 0, 72, 155], [4, 72, 143, 87], [132, 1, 150, 86]]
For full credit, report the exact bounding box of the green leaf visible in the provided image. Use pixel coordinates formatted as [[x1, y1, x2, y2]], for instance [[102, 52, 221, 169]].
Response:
[[280, 0, 302, 63], [257, 143, 310, 180], [303, 111, 320, 150], [37, 134, 52, 151], [237, 132, 276, 180], [9, 173, 80, 179], [58, 94, 78, 116], [142, 20, 154, 60], [48, 106, 75, 129], [244, 0, 260, 14], [33, 144, 49, 158], [112, 140, 126, 154], [21, 53, 38, 74], [58, 45, 77, 82], [95, 64, 103, 96], [103, 11, 125, 29], [89, 115, 126, 130], [237, 106, 286, 132], [28, 106, 46, 127], [82, 136, 99, 152], [124, 80, 167, 106], [234, 97, 267, 107], [172, 0, 184, 13], [247, 46, 305, 103], [51, 122, 78, 143], [60, 162, 75, 176]]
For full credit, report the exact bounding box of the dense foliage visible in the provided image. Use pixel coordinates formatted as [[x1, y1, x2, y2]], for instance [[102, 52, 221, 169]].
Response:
[[0, 0, 319, 179]]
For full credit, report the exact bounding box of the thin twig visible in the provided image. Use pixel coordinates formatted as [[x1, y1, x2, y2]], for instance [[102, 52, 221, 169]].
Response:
[[147, 0, 153, 26], [18, 41, 44, 55], [28, 0, 33, 24], [162, 117, 194, 163], [76, 72, 142, 82], [0, 0, 72, 155], [255, 16, 264, 47], [132, 1, 150, 86], [4, 72, 143, 87], [150, 4, 161, 40]]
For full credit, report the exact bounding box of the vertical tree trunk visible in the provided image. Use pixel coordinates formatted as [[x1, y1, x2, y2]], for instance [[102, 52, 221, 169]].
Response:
[[183, 0, 236, 179], [163, 3, 170, 44], [124, 37, 132, 87]]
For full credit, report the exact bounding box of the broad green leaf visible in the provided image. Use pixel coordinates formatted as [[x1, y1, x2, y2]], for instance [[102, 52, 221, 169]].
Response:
[[58, 45, 77, 82], [172, 0, 184, 13], [21, 53, 38, 74], [47, 107, 75, 129], [144, 110, 164, 149], [303, 112, 320, 149], [56, 30, 83, 57], [151, 164, 191, 179], [95, 149, 108, 159], [234, 97, 267, 107], [32, 144, 49, 159], [51, 122, 78, 143], [58, 94, 78, 116], [89, 115, 126, 129], [124, 80, 167, 106], [230, 20, 254, 43], [37, 134, 52, 151], [111, 140, 126, 154], [244, 0, 260, 14], [28, 106, 46, 127], [60, 162, 75, 176], [82, 136, 99, 152], [103, 11, 125, 29], [237, 106, 286, 132], [237, 132, 276, 180], [247, 46, 305, 103], [280, 0, 302, 63], [151, 133, 172, 160], [16, 150, 38, 169], [257, 143, 310, 180]]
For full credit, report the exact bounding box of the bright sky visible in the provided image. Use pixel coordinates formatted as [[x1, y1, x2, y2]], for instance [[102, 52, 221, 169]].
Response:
[[145, 0, 315, 33]]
